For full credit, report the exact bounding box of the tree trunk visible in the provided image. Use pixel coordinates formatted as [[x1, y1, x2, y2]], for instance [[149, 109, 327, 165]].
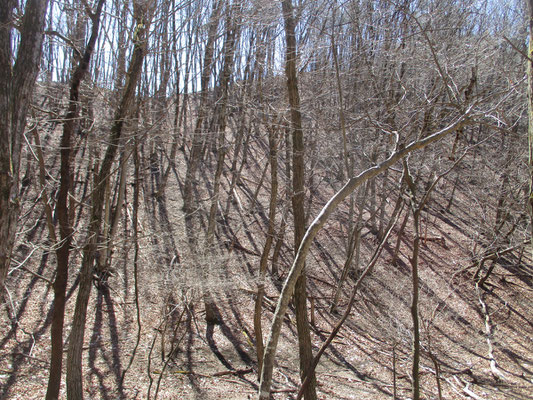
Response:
[[281, 1, 317, 399], [297, 196, 404, 400], [0, 0, 49, 299], [66, 4, 152, 398], [182, 0, 222, 219], [403, 160, 421, 400], [204, 1, 241, 324], [526, 0, 533, 249], [255, 123, 279, 377], [401, 154, 463, 400], [46, 2, 105, 399], [181, 0, 222, 325], [331, 182, 369, 312], [258, 111, 471, 399]]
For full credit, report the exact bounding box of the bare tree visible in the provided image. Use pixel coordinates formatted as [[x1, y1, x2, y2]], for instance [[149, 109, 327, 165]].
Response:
[[280, 1, 317, 398], [258, 111, 472, 400], [46, 2, 106, 398], [66, 2, 154, 398], [0, 0, 49, 299]]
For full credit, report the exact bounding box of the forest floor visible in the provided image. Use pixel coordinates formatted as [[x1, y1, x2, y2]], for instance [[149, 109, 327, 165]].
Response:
[[1, 127, 533, 400]]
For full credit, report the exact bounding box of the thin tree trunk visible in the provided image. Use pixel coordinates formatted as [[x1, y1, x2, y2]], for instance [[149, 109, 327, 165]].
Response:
[[157, 1, 191, 197], [281, 1, 317, 398], [224, 29, 263, 215], [46, 2, 105, 398], [204, 1, 241, 324], [66, 4, 152, 398], [392, 211, 409, 265], [297, 198, 403, 400], [403, 160, 421, 400], [181, 0, 222, 324], [330, 182, 370, 312], [255, 124, 279, 377], [120, 138, 142, 384], [402, 152, 464, 400], [526, 0, 533, 250], [182, 0, 222, 219]]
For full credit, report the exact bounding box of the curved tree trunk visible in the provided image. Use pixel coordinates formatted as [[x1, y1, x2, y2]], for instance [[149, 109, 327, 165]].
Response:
[[258, 111, 471, 399]]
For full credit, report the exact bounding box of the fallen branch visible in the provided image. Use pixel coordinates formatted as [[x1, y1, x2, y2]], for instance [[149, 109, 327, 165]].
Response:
[[169, 368, 254, 378], [476, 283, 507, 381], [448, 376, 487, 400], [271, 388, 297, 394], [451, 239, 530, 282], [471, 240, 528, 273], [212, 367, 254, 377]]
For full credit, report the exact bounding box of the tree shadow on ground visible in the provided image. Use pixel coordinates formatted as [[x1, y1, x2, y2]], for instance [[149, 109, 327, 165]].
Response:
[[88, 290, 112, 400], [184, 307, 208, 399], [0, 301, 53, 399], [88, 284, 125, 399]]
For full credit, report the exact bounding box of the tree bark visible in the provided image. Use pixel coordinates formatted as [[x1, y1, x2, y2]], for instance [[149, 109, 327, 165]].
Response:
[[66, 3, 152, 398], [280, 1, 317, 399], [526, 0, 533, 250], [0, 0, 49, 298], [46, 2, 105, 399]]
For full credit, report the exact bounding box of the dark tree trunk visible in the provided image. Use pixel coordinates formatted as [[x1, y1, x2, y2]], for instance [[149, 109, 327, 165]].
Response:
[[0, 0, 49, 299], [281, 1, 317, 399], [66, 3, 152, 398], [46, 2, 105, 398]]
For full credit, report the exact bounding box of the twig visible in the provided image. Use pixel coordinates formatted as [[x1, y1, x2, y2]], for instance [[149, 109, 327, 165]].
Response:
[[8, 246, 39, 276], [18, 265, 53, 285], [13, 352, 48, 364], [503, 36, 533, 62], [45, 30, 82, 58], [452, 240, 530, 281]]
